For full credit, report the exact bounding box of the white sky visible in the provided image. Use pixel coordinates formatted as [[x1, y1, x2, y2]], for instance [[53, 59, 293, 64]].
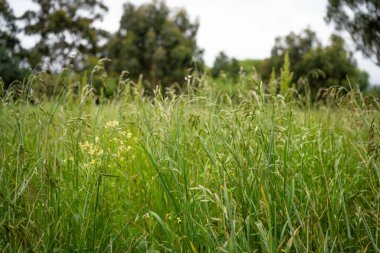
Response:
[[9, 0, 380, 85]]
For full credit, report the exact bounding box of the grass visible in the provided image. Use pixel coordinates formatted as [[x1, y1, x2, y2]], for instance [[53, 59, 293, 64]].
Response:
[[0, 73, 379, 252]]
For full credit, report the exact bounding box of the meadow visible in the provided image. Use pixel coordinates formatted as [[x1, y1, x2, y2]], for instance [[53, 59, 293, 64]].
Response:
[[0, 71, 379, 252]]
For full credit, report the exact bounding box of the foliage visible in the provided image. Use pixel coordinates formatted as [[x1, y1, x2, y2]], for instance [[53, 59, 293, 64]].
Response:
[[21, 0, 109, 70], [365, 85, 380, 98], [106, 0, 203, 91], [325, 0, 380, 66], [211, 51, 240, 81], [270, 28, 320, 75], [0, 0, 375, 102], [0, 0, 19, 50], [0, 71, 379, 251], [239, 59, 262, 74], [0, 48, 29, 89], [268, 67, 277, 95], [301, 34, 369, 92], [259, 28, 370, 97], [279, 51, 293, 96], [0, 0, 29, 87]]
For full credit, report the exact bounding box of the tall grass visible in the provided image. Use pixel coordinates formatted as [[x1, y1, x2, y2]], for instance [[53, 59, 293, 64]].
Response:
[[0, 71, 379, 252]]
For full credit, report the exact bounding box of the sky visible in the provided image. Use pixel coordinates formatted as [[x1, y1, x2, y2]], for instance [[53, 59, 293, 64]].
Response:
[[9, 0, 380, 85]]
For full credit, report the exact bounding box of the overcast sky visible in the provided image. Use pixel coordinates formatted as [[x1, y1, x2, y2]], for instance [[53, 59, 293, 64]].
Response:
[[10, 0, 380, 85]]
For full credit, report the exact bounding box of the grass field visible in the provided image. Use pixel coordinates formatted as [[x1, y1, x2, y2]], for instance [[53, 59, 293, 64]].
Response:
[[0, 74, 379, 252]]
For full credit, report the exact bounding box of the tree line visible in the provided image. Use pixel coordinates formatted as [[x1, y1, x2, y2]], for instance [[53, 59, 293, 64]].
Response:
[[0, 0, 379, 98], [212, 29, 370, 98]]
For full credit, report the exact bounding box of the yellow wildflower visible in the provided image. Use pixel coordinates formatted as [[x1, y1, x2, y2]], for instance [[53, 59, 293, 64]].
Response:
[[105, 120, 119, 129]]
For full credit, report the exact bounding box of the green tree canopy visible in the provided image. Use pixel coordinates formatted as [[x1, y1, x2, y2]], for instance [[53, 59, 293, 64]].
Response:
[[21, 0, 109, 69], [266, 29, 321, 81], [0, 0, 20, 51], [325, 0, 380, 66], [0, 0, 29, 87], [106, 0, 203, 90], [211, 51, 240, 81], [259, 29, 369, 96]]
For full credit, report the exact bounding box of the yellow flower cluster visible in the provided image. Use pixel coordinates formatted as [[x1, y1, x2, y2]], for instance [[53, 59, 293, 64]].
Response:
[[104, 120, 136, 162], [77, 120, 136, 172], [111, 136, 133, 162], [79, 140, 104, 156], [104, 120, 119, 129], [120, 130, 133, 139]]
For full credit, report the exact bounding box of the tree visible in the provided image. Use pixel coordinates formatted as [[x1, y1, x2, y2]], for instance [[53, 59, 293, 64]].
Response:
[[21, 0, 109, 70], [0, 0, 19, 51], [211, 51, 240, 80], [0, 47, 29, 89], [266, 28, 321, 82], [212, 52, 229, 78], [260, 29, 369, 97], [325, 0, 380, 66], [106, 1, 203, 90], [0, 0, 29, 87], [302, 34, 369, 92]]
